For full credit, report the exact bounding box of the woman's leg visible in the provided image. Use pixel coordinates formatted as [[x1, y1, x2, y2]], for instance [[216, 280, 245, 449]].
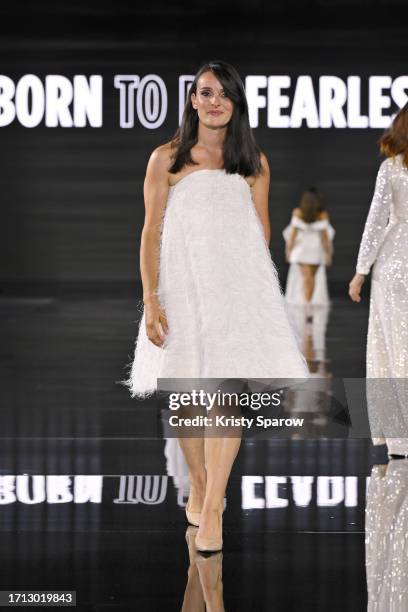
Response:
[[203, 436, 241, 512], [299, 263, 319, 302], [181, 527, 206, 612], [178, 437, 206, 512], [196, 551, 225, 612], [197, 411, 242, 544]]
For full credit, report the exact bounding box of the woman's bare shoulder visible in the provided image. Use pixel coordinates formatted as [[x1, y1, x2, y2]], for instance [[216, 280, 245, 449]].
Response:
[[292, 207, 302, 217], [318, 210, 329, 220], [148, 141, 175, 169], [259, 151, 270, 178], [259, 151, 270, 172], [145, 141, 177, 184], [250, 152, 270, 188]]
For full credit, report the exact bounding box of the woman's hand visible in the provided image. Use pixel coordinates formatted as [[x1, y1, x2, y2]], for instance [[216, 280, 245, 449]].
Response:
[[144, 296, 168, 347], [324, 251, 333, 267], [348, 273, 366, 303]]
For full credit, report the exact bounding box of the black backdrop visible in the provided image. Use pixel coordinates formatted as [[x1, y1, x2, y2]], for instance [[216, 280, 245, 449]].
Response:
[[1, 0, 407, 296]]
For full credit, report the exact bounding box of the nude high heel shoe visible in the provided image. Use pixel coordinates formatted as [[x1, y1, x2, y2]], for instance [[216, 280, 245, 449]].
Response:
[[185, 498, 201, 527], [195, 508, 223, 553], [372, 437, 386, 446]]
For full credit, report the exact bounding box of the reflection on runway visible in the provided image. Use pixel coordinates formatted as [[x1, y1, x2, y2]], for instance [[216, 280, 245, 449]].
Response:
[[366, 460, 408, 611], [0, 460, 390, 610], [287, 303, 331, 376], [182, 526, 225, 612], [0, 472, 368, 520]]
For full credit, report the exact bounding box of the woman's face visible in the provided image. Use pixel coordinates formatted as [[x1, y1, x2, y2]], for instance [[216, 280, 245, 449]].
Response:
[[191, 71, 234, 128]]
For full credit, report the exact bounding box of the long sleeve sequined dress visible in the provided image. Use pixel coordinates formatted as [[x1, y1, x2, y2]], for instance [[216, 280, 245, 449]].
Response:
[[356, 154, 408, 452]]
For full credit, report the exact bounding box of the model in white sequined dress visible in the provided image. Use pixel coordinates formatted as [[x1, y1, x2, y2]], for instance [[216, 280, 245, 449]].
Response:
[[355, 153, 408, 376], [350, 126, 408, 453]]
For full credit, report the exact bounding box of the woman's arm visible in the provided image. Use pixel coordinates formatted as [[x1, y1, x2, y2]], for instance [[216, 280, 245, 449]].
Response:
[[284, 207, 302, 261], [349, 158, 392, 302], [251, 152, 271, 245], [285, 223, 298, 261], [140, 147, 170, 346], [319, 211, 333, 266], [356, 158, 392, 275]]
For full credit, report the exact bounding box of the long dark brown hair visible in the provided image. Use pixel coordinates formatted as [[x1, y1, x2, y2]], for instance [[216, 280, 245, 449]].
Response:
[[298, 187, 325, 223], [380, 101, 408, 168], [169, 60, 262, 177]]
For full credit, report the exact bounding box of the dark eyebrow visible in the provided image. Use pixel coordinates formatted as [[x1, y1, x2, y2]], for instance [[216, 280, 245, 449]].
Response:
[[199, 86, 225, 91]]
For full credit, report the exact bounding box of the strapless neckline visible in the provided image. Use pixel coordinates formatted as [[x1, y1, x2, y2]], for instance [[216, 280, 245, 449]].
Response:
[[169, 168, 251, 192]]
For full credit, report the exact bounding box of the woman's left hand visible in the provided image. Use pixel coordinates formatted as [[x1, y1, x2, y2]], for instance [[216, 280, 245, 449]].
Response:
[[348, 273, 365, 302]]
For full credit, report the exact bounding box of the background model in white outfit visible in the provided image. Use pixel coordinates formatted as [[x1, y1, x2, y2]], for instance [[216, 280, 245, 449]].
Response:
[[283, 187, 335, 307]]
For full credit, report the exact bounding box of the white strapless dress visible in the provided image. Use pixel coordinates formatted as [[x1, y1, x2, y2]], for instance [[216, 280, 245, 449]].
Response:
[[122, 168, 309, 398]]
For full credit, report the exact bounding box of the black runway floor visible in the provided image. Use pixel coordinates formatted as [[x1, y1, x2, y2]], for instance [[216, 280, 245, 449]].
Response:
[[0, 293, 398, 611]]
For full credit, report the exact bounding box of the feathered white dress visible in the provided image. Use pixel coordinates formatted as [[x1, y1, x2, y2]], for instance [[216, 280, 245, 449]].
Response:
[[122, 168, 309, 398]]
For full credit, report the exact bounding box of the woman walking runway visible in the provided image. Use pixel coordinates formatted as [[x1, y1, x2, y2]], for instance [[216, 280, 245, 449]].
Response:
[[122, 60, 309, 552], [349, 102, 408, 455], [283, 187, 335, 307]]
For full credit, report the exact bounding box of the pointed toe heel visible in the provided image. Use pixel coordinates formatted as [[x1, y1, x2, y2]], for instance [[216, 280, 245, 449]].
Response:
[[195, 509, 223, 553], [185, 498, 201, 527], [195, 536, 223, 554]]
